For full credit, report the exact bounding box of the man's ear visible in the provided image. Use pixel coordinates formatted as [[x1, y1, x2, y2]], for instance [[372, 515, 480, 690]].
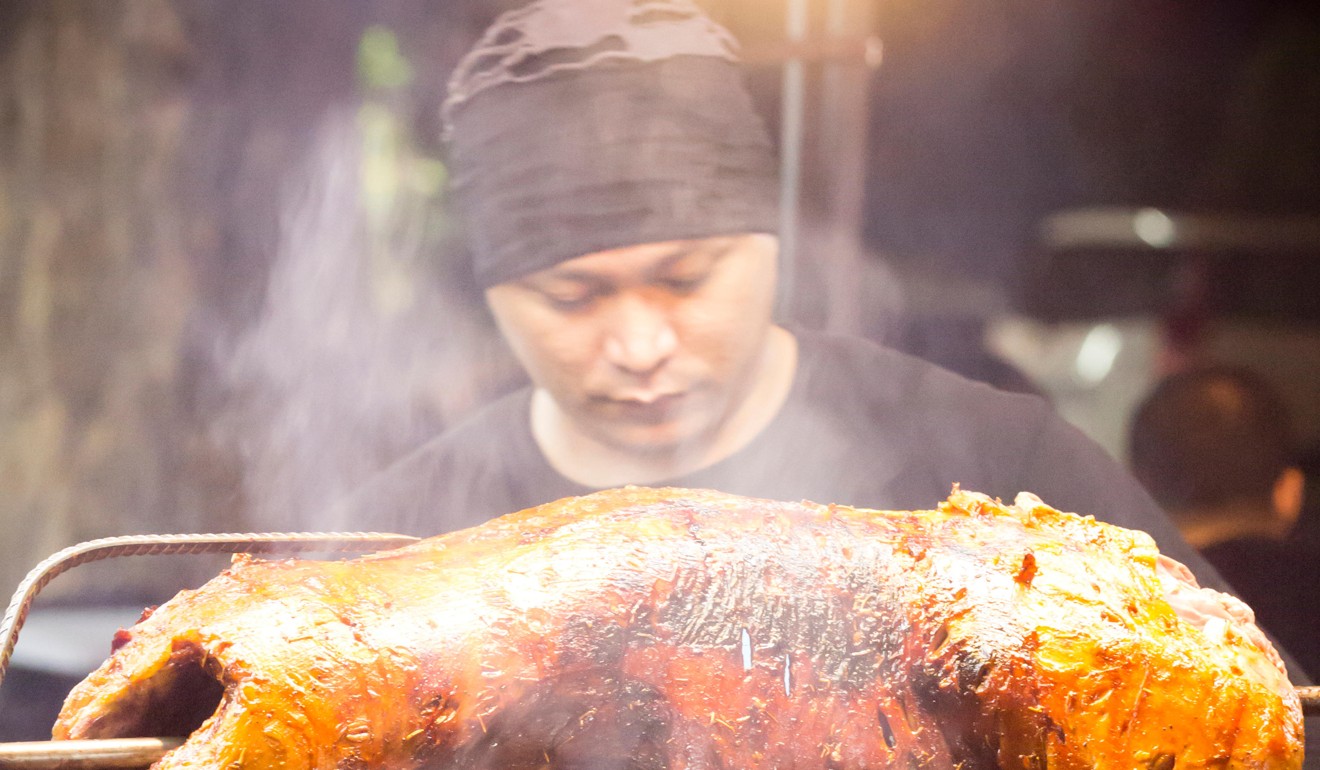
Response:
[[1272, 466, 1305, 528]]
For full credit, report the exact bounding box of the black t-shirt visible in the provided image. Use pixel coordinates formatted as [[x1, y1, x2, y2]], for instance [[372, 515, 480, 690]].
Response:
[[338, 330, 1214, 584]]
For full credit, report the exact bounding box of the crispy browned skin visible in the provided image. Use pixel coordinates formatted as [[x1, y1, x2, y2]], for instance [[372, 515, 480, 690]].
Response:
[[55, 487, 1302, 769]]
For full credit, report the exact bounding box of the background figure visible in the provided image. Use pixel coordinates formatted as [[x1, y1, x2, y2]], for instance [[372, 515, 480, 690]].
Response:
[[1129, 365, 1317, 679]]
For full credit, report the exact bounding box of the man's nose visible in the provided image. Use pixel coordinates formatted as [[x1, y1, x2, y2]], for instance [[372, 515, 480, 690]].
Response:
[[602, 296, 678, 375]]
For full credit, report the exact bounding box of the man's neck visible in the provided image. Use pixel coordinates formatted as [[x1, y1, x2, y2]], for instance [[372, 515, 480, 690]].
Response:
[[531, 325, 799, 488]]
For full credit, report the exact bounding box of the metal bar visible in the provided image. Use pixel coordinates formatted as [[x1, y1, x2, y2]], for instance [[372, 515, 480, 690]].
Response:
[[1300, 685, 1320, 715], [812, 0, 877, 337], [775, 0, 809, 317], [0, 738, 181, 770], [0, 532, 420, 694]]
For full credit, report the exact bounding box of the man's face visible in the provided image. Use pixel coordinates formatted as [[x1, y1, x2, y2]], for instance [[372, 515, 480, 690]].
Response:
[[485, 234, 780, 455]]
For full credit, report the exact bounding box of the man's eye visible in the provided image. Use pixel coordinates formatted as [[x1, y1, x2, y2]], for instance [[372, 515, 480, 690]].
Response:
[[660, 275, 707, 294], [542, 289, 597, 310]]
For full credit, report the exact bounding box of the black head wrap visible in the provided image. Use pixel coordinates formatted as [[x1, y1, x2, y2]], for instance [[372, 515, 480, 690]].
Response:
[[442, 0, 780, 289]]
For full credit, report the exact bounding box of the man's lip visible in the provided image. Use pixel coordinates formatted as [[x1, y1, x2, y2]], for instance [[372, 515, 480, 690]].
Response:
[[610, 391, 684, 405], [593, 391, 688, 420]]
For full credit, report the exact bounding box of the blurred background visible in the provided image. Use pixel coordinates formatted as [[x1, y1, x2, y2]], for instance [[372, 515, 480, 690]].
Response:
[[1, 0, 1318, 736]]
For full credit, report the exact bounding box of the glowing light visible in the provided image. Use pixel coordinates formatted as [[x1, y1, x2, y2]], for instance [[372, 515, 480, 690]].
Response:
[[1073, 324, 1123, 385], [1133, 208, 1176, 248]]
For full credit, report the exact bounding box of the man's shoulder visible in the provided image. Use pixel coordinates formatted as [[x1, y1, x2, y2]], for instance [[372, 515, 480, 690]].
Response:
[[357, 389, 530, 486], [416, 386, 534, 460], [778, 329, 1064, 487], [334, 387, 538, 534], [793, 329, 1052, 420]]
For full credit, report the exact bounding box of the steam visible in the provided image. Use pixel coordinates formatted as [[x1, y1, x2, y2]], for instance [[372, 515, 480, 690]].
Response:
[[211, 109, 515, 534]]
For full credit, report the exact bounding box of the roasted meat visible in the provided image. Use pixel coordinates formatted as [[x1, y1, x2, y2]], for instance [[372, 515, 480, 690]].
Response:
[[54, 487, 1302, 769]]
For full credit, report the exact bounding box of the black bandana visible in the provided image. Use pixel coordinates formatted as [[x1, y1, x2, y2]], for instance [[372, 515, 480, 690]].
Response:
[[442, 1, 779, 289]]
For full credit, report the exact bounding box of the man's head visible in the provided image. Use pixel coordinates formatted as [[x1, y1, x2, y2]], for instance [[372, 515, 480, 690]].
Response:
[[441, 0, 779, 289], [442, 0, 790, 481], [1129, 365, 1303, 541]]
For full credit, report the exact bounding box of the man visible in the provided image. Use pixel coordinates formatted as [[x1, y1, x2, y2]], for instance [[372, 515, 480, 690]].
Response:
[[1130, 365, 1317, 678], [347, 0, 1208, 585], [1130, 365, 1306, 549]]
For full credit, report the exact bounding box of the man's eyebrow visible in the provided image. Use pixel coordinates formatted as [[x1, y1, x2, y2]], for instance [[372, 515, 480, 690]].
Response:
[[654, 238, 736, 269], [520, 268, 602, 287], [521, 239, 738, 286]]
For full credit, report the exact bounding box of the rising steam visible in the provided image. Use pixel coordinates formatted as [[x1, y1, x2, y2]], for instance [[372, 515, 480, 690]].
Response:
[[211, 109, 518, 534]]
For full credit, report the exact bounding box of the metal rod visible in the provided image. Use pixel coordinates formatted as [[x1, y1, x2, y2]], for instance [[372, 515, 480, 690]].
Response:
[[0, 738, 181, 769], [1300, 685, 1320, 716], [775, 0, 809, 318], [0, 532, 420, 694]]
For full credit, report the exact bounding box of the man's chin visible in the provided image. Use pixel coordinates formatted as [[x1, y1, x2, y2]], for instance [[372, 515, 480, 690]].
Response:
[[588, 420, 710, 463]]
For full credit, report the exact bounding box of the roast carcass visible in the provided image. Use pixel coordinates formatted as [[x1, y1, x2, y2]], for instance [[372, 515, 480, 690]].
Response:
[[54, 487, 1302, 769]]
